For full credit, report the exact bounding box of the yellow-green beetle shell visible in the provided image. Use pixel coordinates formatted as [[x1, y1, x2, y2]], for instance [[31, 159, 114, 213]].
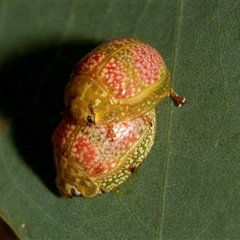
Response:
[[64, 38, 170, 125]]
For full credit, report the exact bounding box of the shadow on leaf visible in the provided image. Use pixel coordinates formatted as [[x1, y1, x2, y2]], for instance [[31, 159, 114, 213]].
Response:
[[0, 39, 101, 196]]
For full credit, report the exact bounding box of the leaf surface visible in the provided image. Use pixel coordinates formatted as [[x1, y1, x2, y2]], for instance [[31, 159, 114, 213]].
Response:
[[0, 1, 240, 239]]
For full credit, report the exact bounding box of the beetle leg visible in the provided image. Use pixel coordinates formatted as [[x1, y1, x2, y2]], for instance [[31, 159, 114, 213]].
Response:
[[141, 114, 152, 127], [106, 123, 116, 139], [170, 88, 185, 107]]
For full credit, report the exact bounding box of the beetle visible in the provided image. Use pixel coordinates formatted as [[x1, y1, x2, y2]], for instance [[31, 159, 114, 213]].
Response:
[[53, 108, 156, 198], [64, 38, 185, 136]]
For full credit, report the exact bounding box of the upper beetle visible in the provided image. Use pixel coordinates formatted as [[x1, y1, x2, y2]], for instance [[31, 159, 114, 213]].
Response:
[[64, 38, 185, 130]]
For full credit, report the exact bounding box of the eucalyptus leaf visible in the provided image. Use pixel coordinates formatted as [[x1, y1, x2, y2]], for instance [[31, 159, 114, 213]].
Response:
[[0, 1, 239, 239]]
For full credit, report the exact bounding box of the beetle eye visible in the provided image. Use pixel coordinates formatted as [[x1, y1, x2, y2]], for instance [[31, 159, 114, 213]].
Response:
[[87, 115, 95, 123], [71, 188, 80, 197]]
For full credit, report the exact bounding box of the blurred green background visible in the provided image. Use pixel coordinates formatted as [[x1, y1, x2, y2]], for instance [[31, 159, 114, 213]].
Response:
[[0, 1, 240, 239]]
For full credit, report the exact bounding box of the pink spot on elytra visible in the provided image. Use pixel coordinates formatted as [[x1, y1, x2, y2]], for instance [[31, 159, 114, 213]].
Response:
[[73, 137, 96, 166], [72, 50, 106, 74], [111, 120, 141, 150], [102, 59, 137, 98], [53, 121, 73, 149], [107, 38, 135, 48], [91, 162, 105, 175], [87, 159, 117, 176], [129, 44, 163, 85]]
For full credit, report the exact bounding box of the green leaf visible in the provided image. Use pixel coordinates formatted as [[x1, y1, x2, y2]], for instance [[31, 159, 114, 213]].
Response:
[[0, 1, 240, 239]]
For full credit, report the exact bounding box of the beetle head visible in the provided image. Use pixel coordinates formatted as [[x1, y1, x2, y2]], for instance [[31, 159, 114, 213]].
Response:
[[65, 76, 116, 125]]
